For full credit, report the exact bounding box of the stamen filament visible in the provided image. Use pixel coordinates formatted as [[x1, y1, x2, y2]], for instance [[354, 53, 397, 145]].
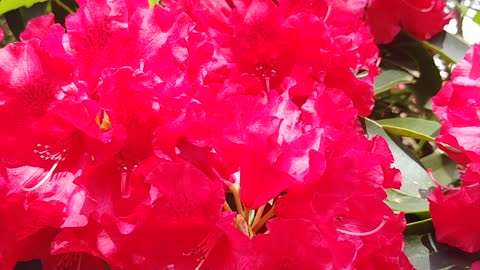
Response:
[[184, 232, 221, 270], [230, 184, 244, 217], [244, 208, 252, 222], [19, 161, 60, 192], [224, 202, 232, 212], [323, 5, 332, 22], [264, 76, 271, 92], [336, 216, 389, 237], [121, 169, 128, 194], [252, 206, 274, 233], [399, 0, 435, 12], [251, 204, 265, 227]]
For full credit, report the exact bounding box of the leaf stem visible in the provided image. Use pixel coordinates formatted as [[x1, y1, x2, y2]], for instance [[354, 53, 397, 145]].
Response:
[[53, 0, 75, 14], [414, 140, 427, 155]]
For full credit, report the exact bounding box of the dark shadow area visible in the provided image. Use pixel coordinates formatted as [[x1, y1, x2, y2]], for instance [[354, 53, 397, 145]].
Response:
[[14, 260, 42, 270]]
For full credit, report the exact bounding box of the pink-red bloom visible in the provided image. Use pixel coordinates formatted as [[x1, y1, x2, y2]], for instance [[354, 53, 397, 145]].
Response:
[[0, 0, 416, 268], [429, 184, 480, 253], [430, 44, 480, 253], [366, 0, 453, 44]]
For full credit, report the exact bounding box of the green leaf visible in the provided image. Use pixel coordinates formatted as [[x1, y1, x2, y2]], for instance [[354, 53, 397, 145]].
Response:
[[376, 117, 440, 141], [422, 30, 471, 64], [404, 233, 480, 269], [385, 189, 429, 214], [362, 118, 435, 198], [474, 11, 480, 25], [381, 33, 443, 106], [420, 152, 460, 186], [407, 41, 442, 106], [405, 218, 433, 235], [0, 0, 47, 15], [374, 69, 415, 95], [149, 0, 160, 6]]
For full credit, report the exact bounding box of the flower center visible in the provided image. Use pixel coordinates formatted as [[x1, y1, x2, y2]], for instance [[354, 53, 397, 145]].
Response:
[[115, 151, 140, 194], [256, 63, 278, 92]]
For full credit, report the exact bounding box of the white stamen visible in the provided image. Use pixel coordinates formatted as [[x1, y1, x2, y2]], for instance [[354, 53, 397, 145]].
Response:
[[264, 76, 271, 93], [19, 161, 60, 192], [121, 167, 128, 194], [399, 0, 435, 12], [336, 215, 389, 236], [323, 5, 332, 22]]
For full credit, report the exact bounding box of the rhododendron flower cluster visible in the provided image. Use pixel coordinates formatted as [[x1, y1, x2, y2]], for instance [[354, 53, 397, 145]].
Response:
[[429, 44, 480, 254], [0, 0, 452, 269]]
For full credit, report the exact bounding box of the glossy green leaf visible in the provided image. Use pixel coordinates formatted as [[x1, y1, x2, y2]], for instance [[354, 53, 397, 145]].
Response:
[[382, 33, 442, 106], [404, 233, 480, 270], [376, 117, 440, 141], [421, 152, 460, 186], [423, 30, 471, 64], [362, 118, 435, 198], [405, 218, 433, 235], [0, 0, 47, 15], [374, 69, 415, 95], [408, 41, 442, 106], [385, 189, 429, 214]]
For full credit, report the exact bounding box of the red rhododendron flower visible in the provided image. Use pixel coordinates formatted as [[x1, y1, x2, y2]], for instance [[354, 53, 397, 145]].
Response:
[[366, 0, 453, 44], [430, 44, 480, 253], [433, 45, 480, 166], [106, 161, 250, 270], [0, 40, 75, 160], [429, 184, 480, 253], [246, 218, 357, 269], [20, 14, 55, 41], [0, 198, 63, 270], [0, 0, 415, 268], [172, 0, 379, 115], [65, 0, 129, 88]]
